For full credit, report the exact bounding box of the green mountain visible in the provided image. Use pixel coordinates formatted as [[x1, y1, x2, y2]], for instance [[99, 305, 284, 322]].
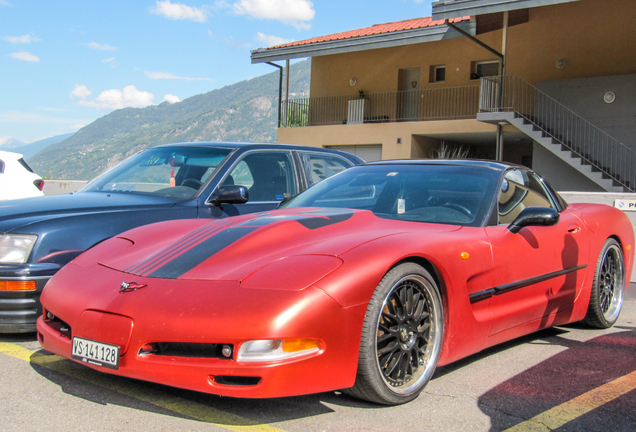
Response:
[[31, 60, 310, 180]]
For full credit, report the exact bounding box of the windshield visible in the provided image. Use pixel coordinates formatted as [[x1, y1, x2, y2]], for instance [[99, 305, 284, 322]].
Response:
[[281, 164, 499, 226], [82, 146, 233, 199]]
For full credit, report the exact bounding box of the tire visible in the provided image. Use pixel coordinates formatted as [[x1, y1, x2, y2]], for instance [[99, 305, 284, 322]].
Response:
[[346, 263, 444, 405], [584, 238, 625, 329]]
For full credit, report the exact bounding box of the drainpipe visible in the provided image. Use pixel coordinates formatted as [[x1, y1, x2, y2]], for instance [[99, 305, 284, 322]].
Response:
[[496, 12, 509, 162], [266, 62, 283, 128], [285, 59, 291, 128], [446, 18, 507, 161]]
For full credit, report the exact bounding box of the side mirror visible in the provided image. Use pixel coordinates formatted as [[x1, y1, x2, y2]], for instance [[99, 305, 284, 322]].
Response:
[[507, 207, 559, 234], [208, 185, 249, 205]]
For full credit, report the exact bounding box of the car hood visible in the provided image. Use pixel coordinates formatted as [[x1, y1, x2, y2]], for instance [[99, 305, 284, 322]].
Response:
[[0, 192, 179, 232], [94, 208, 461, 282]]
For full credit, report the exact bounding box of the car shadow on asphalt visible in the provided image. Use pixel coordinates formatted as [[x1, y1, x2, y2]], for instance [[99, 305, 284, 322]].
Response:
[[477, 328, 636, 431]]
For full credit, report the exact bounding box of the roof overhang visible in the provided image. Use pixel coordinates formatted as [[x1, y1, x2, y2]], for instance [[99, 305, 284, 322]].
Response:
[[432, 0, 580, 20], [251, 20, 475, 64]]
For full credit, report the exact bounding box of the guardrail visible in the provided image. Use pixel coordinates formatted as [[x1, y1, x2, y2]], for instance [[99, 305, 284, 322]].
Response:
[[281, 85, 480, 127], [480, 75, 636, 191]]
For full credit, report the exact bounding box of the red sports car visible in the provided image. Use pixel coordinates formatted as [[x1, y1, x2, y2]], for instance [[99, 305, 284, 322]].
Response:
[[37, 160, 633, 405]]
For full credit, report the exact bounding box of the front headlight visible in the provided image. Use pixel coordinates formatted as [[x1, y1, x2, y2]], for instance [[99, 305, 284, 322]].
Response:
[[237, 338, 320, 362], [0, 234, 38, 264]]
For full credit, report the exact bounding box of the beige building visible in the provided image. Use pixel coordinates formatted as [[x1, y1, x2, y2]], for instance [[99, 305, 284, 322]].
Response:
[[251, 0, 636, 192]]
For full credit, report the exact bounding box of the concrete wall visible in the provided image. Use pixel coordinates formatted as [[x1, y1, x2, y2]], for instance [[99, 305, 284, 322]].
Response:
[[278, 119, 502, 159], [561, 191, 636, 282], [537, 74, 636, 149], [43, 180, 87, 196]]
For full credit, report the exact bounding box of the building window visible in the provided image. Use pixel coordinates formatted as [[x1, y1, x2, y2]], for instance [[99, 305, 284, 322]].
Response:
[[429, 65, 446, 83], [470, 60, 500, 80]]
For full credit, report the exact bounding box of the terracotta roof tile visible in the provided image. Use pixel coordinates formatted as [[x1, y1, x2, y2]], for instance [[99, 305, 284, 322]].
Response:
[[269, 15, 470, 49]]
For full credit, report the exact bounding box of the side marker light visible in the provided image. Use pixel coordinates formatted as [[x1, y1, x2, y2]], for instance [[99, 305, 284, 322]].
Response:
[[460, 252, 470, 260], [627, 245, 631, 251]]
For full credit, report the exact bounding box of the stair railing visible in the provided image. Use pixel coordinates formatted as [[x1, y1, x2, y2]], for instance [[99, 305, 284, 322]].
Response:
[[480, 75, 635, 192]]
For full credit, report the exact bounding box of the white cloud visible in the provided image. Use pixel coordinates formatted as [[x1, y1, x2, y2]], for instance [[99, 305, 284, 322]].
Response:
[[78, 85, 155, 110], [0, 0, 11, 6], [163, 94, 181, 103], [102, 57, 115, 63], [145, 71, 210, 81], [0, 136, 12, 146], [70, 84, 92, 100], [207, 28, 213, 37], [3, 34, 40, 43], [150, 0, 207, 22], [255, 32, 294, 47], [70, 124, 86, 130], [87, 41, 118, 51], [10, 51, 39, 62], [233, 0, 315, 29]]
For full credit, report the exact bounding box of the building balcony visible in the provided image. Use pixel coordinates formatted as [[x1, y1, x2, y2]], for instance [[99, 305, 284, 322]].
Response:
[[280, 85, 481, 128]]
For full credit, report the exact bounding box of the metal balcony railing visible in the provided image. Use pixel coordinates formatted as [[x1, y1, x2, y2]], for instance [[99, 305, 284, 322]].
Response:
[[480, 75, 636, 191], [281, 85, 480, 128]]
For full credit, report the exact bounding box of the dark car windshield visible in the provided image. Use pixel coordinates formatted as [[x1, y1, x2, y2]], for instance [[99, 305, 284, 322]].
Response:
[[82, 146, 233, 199], [281, 164, 500, 226]]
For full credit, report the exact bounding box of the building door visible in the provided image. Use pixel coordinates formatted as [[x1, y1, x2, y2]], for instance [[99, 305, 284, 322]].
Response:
[[399, 68, 420, 121], [326, 144, 382, 162]]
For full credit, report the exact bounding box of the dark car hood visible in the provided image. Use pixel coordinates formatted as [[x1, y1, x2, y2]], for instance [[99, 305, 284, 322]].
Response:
[[94, 208, 460, 281], [0, 192, 179, 232]]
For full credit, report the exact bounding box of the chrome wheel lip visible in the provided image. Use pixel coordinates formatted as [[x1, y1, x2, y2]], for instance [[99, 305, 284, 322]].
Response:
[[599, 244, 624, 323], [374, 274, 443, 396]]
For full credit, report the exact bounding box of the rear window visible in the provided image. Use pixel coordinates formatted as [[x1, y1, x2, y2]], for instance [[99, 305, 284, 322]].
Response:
[[18, 158, 35, 173]]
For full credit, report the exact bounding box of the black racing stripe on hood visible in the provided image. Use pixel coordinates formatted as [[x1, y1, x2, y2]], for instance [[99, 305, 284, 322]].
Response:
[[143, 210, 355, 279], [124, 219, 234, 275], [296, 211, 353, 229], [148, 226, 257, 279]]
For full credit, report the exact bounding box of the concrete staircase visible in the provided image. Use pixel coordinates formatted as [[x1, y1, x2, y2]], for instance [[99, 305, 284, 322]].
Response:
[[477, 111, 625, 192], [478, 76, 634, 192]]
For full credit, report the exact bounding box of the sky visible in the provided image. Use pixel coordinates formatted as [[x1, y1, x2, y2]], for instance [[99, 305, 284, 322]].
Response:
[[0, 0, 433, 144]]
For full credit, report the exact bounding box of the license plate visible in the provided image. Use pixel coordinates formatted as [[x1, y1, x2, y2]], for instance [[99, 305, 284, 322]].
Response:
[[72, 337, 120, 370]]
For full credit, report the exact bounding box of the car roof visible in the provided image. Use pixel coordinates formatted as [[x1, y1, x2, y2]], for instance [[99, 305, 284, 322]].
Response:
[[153, 141, 356, 155], [0, 150, 25, 160], [365, 159, 522, 172]]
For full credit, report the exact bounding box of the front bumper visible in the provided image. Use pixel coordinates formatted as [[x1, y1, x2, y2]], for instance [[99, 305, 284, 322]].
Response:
[[36, 261, 367, 398], [0, 276, 51, 333], [0, 263, 59, 333]]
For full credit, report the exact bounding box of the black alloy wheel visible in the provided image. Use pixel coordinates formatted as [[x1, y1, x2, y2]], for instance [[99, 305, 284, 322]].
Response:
[[347, 263, 443, 405], [584, 238, 625, 329]]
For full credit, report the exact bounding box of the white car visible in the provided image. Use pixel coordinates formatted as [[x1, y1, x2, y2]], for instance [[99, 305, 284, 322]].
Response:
[[0, 150, 44, 200]]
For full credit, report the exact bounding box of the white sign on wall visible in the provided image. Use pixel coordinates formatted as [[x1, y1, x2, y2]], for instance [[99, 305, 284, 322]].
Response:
[[614, 199, 636, 211]]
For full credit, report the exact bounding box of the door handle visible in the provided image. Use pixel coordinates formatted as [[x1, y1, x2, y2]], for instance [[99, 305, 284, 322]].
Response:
[[567, 224, 581, 234]]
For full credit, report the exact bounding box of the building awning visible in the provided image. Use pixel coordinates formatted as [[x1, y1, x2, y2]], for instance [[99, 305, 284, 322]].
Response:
[[251, 16, 472, 64], [431, 0, 580, 21]]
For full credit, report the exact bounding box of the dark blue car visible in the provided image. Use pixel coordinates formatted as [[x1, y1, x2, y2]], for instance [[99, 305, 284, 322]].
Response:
[[0, 142, 363, 332]]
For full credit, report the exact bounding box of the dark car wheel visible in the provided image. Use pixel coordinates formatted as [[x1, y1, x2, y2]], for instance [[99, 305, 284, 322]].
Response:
[[584, 238, 625, 329], [347, 263, 444, 405]]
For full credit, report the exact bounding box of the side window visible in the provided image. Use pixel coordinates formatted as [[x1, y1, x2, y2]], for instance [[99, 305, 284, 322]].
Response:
[[498, 169, 555, 224], [300, 153, 353, 187], [224, 152, 296, 202]]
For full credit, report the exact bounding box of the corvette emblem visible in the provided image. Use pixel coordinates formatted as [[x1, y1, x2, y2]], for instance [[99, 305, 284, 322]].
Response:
[[119, 281, 147, 293]]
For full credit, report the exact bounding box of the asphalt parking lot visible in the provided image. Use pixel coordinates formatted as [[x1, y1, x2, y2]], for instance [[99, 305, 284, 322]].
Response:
[[1, 289, 635, 432]]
